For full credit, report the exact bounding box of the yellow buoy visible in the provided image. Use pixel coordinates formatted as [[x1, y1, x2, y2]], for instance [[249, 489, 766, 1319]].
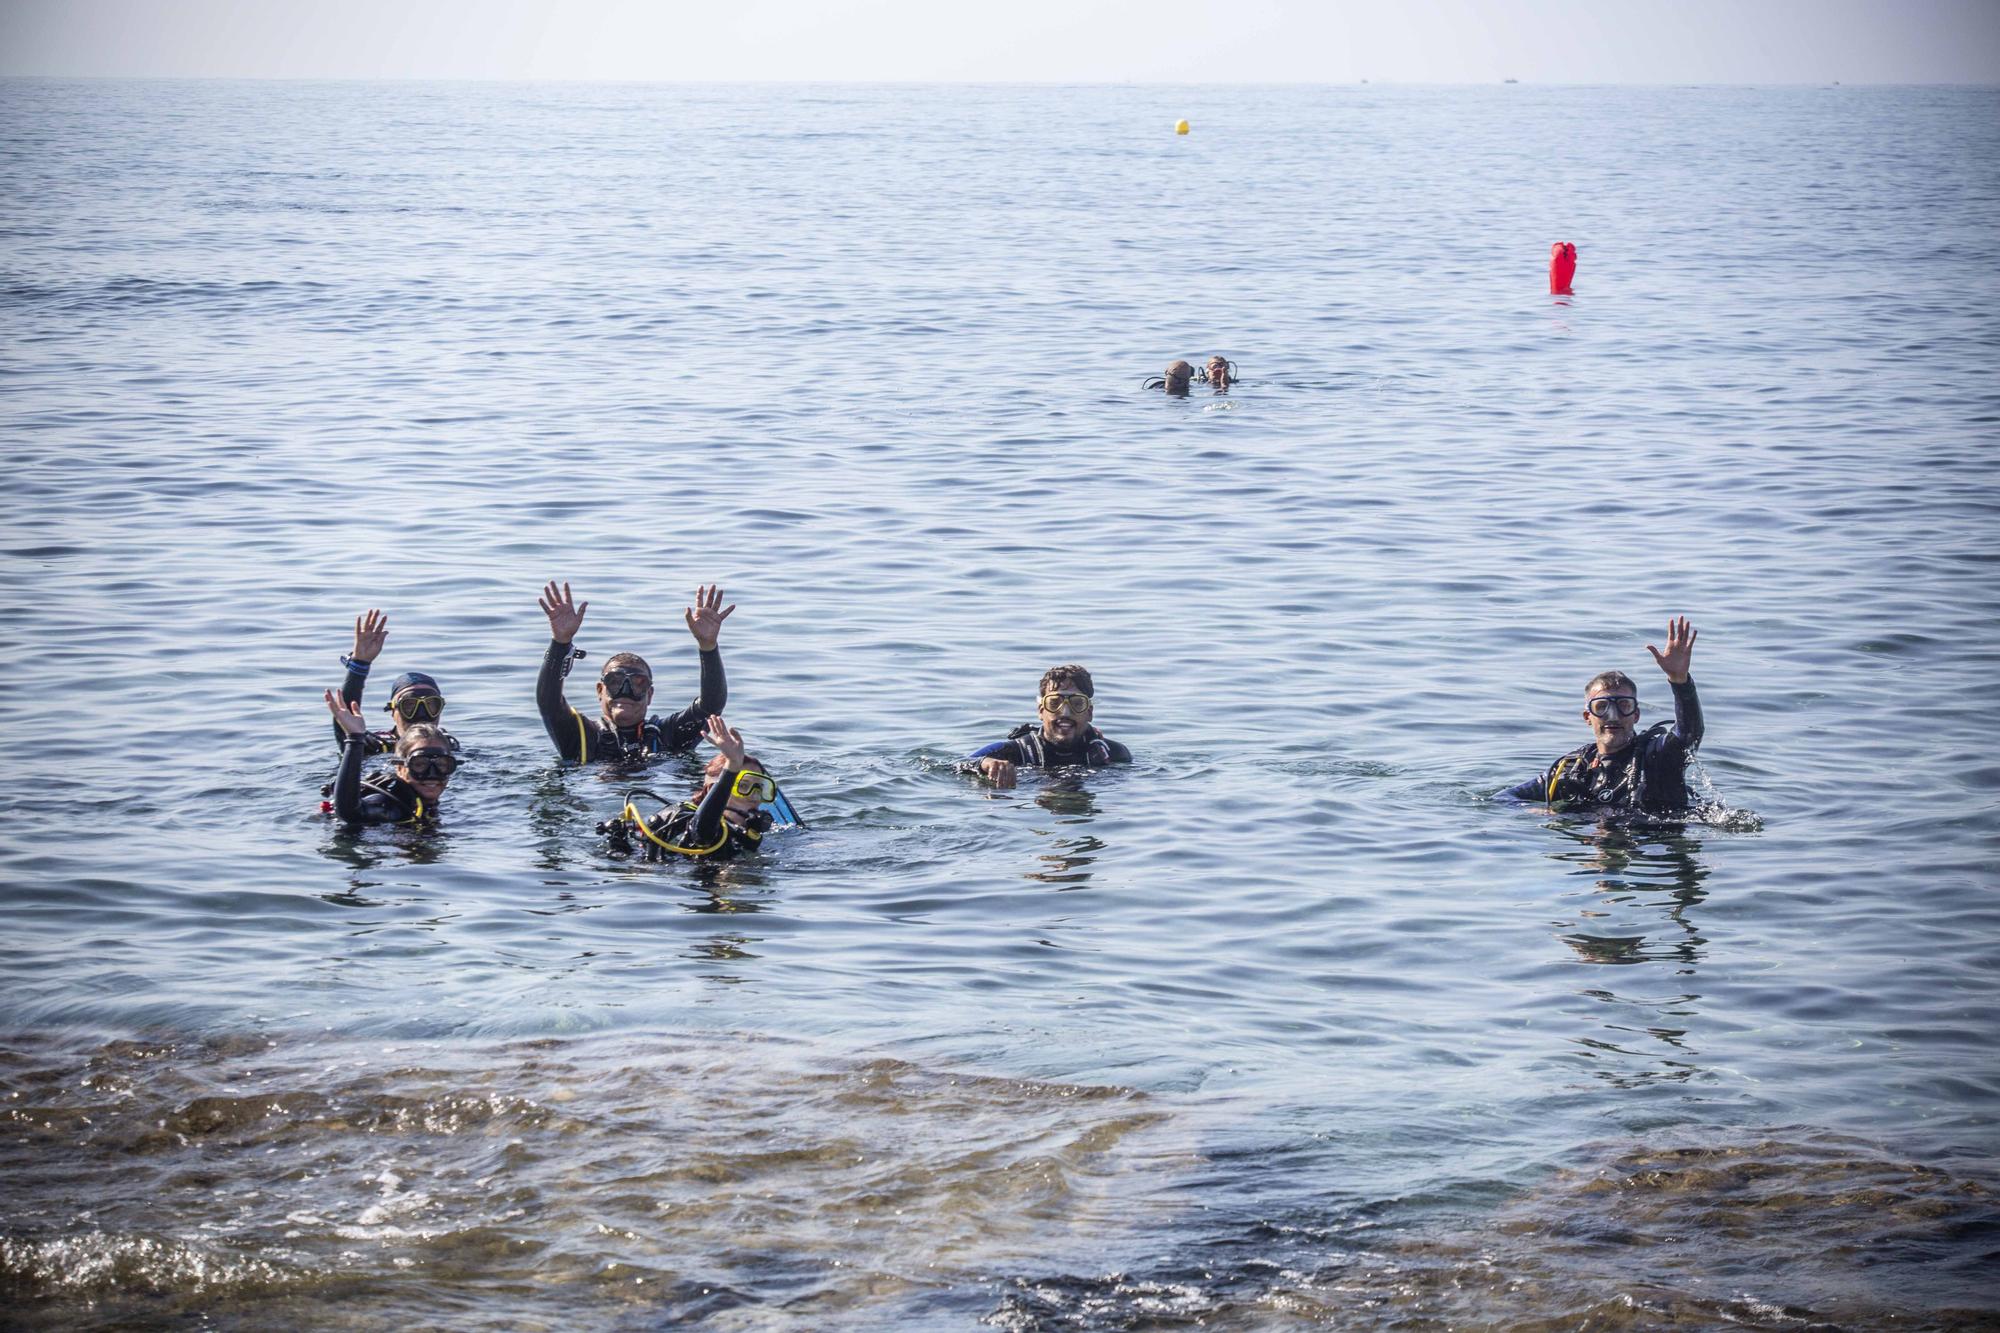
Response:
[[1175, 119, 1190, 135]]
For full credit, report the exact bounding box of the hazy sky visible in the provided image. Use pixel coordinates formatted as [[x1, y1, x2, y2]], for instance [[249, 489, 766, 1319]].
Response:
[[2, 0, 1996, 83]]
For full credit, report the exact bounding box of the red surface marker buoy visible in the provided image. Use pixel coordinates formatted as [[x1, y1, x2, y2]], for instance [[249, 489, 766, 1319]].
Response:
[[1549, 241, 1577, 295]]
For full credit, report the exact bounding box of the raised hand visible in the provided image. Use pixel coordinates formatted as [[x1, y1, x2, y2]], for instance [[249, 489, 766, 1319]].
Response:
[[1646, 616, 1698, 683], [705, 714, 747, 767], [326, 688, 369, 736], [684, 584, 735, 651], [539, 580, 588, 643], [351, 609, 388, 664], [979, 757, 1017, 788]]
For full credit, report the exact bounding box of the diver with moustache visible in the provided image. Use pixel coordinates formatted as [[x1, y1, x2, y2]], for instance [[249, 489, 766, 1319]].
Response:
[[329, 609, 457, 756], [325, 691, 458, 825], [961, 664, 1133, 788], [535, 580, 732, 764], [1503, 617, 1706, 816], [601, 716, 795, 861]]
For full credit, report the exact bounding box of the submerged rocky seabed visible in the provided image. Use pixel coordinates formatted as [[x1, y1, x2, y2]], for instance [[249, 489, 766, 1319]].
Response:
[[3, 1032, 1995, 1329]]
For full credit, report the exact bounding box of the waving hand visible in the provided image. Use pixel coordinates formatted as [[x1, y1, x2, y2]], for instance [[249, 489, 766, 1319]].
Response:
[[1646, 616, 1698, 684], [351, 609, 388, 664], [326, 689, 369, 736], [685, 584, 735, 652], [539, 580, 588, 644], [704, 714, 747, 767]]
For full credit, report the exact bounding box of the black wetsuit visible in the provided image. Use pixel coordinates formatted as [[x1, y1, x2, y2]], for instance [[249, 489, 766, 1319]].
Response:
[[1505, 678, 1705, 815], [330, 735, 435, 826], [329, 660, 457, 756], [605, 772, 771, 862], [961, 723, 1132, 773], [536, 638, 725, 764]]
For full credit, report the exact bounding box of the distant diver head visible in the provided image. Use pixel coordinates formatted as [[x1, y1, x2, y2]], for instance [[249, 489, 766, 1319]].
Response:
[[1163, 360, 1193, 396], [1206, 355, 1231, 390], [597, 651, 654, 729]]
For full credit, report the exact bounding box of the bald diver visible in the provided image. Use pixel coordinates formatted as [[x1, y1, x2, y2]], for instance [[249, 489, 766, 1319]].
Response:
[[1143, 356, 1236, 395], [535, 580, 732, 765]]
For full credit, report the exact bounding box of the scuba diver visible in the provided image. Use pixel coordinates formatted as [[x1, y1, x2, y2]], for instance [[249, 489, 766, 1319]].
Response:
[[325, 690, 458, 825], [1503, 617, 1706, 816], [535, 580, 731, 764], [330, 609, 457, 756], [961, 664, 1133, 789], [1143, 357, 1237, 395], [600, 715, 799, 861]]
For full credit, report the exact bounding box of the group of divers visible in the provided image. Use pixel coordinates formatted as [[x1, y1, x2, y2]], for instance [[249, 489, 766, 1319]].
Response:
[[324, 569, 1710, 861]]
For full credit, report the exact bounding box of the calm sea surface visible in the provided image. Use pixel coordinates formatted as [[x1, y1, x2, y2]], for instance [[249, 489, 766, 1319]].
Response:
[[2, 81, 1998, 1328]]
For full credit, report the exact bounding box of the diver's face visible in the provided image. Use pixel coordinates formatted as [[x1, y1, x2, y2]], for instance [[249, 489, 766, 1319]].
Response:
[[388, 689, 443, 736], [724, 784, 764, 823], [1583, 684, 1641, 754], [597, 670, 652, 730], [705, 755, 766, 824], [396, 748, 453, 801], [1039, 688, 1093, 745], [1207, 359, 1229, 389]]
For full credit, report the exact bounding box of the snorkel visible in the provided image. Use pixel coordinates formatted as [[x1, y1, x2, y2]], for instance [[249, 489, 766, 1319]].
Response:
[[693, 753, 805, 829]]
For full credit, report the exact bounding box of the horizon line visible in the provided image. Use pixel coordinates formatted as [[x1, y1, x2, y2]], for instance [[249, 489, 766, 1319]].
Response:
[[3, 75, 1995, 88]]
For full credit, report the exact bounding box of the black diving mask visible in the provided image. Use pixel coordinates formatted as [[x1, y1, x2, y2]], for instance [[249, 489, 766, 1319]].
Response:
[[401, 749, 459, 782], [602, 670, 652, 701]]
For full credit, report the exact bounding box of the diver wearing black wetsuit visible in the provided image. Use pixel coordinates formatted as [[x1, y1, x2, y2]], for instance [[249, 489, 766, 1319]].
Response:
[[536, 639, 725, 764], [1505, 677, 1705, 815], [603, 774, 771, 862], [329, 734, 438, 826], [962, 667, 1133, 779], [960, 724, 1133, 772]]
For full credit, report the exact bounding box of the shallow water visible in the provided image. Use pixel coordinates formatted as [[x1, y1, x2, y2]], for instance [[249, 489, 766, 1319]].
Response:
[[2, 81, 1998, 1327]]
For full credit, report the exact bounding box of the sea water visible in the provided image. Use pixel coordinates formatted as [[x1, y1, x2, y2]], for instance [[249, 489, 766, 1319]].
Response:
[[1, 81, 1997, 1327]]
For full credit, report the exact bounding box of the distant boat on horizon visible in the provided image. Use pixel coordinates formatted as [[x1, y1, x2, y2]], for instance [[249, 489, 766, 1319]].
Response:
[[1504, 78, 1519, 84]]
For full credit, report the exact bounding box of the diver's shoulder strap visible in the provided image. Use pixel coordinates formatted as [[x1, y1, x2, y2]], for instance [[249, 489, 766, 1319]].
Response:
[[1546, 744, 1594, 802], [359, 771, 423, 823], [1010, 726, 1045, 767]]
